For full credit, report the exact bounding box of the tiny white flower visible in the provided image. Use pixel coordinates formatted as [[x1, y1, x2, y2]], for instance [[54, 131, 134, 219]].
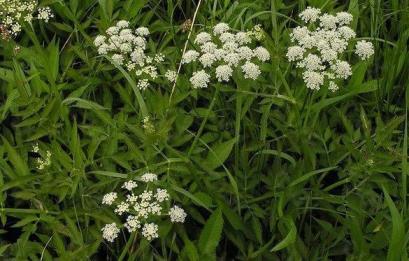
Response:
[[320, 49, 338, 62], [165, 70, 178, 82], [112, 54, 124, 65], [213, 22, 230, 35], [126, 194, 138, 203], [199, 53, 216, 67], [122, 181, 138, 191], [201, 42, 218, 54], [190, 70, 210, 89], [336, 12, 353, 25], [124, 215, 141, 232], [303, 71, 324, 90], [319, 14, 337, 29], [355, 40, 374, 60], [297, 54, 324, 71], [33, 144, 40, 153], [253, 46, 270, 62], [241, 62, 261, 80], [106, 26, 119, 36], [331, 60, 352, 79], [155, 188, 170, 202], [195, 32, 212, 44], [237, 46, 254, 60], [115, 202, 129, 215], [117, 20, 129, 28], [182, 50, 200, 64], [94, 35, 106, 47], [120, 43, 132, 53], [97, 44, 109, 55], [222, 41, 238, 52], [287, 46, 305, 62], [329, 81, 339, 92], [102, 192, 117, 205], [133, 36, 147, 48], [290, 26, 310, 43], [338, 26, 356, 41], [142, 223, 159, 241], [215, 65, 233, 82], [119, 29, 132, 36], [169, 205, 187, 223], [330, 38, 348, 53], [101, 223, 120, 242], [137, 79, 150, 90], [140, 173, 158, 182], [224, 52, 240, 66], [213, 48, 226, 61], [154, 54, 165, 63], [299, 7, 321, 23], [135, 27, 150, 36], [37, 7, 53, 22], [235, 32, 252, 45], [219, 32, 235, 43]]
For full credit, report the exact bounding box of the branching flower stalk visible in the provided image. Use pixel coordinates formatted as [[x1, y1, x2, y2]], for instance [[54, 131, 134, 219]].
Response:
[[0, 0, 53, 39], [101, 173, 187, 242], [94, 21, 164, 91], [168, 0, 203, 106], [182, 23, 270, 89], [287, 7, 374, 91]]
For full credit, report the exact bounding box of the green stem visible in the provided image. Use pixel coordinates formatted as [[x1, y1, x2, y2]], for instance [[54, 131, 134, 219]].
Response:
[[118, 232, 137, 261], [235, 84, 242, 177], [309, 88, 329, 138], [302, 90, 315, 128], [188, 88, 220, 156]]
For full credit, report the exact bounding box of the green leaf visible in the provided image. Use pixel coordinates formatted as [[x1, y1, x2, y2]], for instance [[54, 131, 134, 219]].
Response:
[[256, 149, 296, 166], [271, 217, 297, 252], [88, 170, 128, 179], [0, 244, 11, 256], [383, 187, 405, 261], [289, 166, 337, 187], [171, 184, 211, 211], [205, 138, 236, 170], [62, 97, 108, 111], [1, 137, 29, 176], [182, 239, 200, 261], [198, 208, 224, 255]]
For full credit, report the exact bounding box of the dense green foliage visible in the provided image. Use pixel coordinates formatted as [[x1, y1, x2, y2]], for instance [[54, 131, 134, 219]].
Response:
[[1, 0, 409, 260]]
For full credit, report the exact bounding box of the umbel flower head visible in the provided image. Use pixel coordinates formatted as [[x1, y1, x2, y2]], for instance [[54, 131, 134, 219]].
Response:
[[101, 172, 187, 242], [0, 0, 53, 38], [94, 21, 174, 90], [182, 22, 270, 89], [287, 7, 374, 91]]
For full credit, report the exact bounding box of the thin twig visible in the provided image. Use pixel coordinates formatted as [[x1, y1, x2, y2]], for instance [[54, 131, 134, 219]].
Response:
[[168, 0, 203, 106]]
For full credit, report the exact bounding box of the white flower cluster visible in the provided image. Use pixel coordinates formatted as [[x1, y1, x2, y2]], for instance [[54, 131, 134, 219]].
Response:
[[0, 0, 53, 38], [247, 24, 265, 41], [101, 173, 187, 242], [101, 223, 120, 242], [168, 205, 187, 223], [94, 21, 166, 90], [142, 116, 155, 134], [164, 70, 177, 83], [182, 23, 270, 88], [32, 143, 51, 170], [287, 7, 374, 91]]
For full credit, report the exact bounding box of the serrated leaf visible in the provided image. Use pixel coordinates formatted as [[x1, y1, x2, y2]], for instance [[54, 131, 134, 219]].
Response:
[[198, 208, 224, 255]]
